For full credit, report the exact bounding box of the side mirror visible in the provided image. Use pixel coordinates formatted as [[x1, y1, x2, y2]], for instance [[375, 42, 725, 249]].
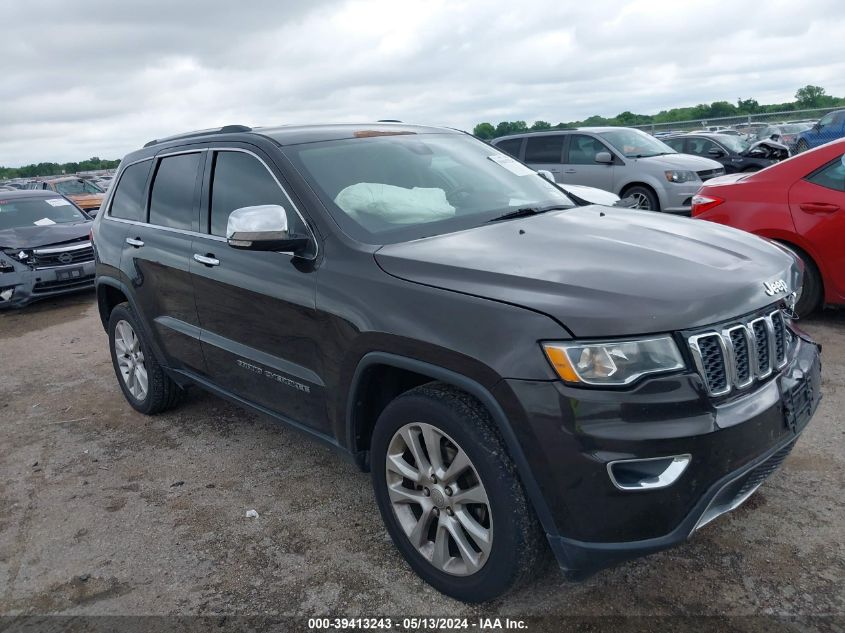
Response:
[[707, 147, 725, 157], [226, 205, 309, 253], [537, 169, 555, 182], [769, 134, 778, 141], [594, 151, 613, 164]]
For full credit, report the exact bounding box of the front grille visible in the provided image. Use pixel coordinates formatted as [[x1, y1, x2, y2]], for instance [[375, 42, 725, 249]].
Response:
[[688, 308, 791, 397], [32, 241, 94, 269], [697, 168, 726, 181], [736, 442, 794, 498]]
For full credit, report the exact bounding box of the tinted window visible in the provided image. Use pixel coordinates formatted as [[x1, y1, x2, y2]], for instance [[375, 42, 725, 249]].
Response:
[[495, 138, 523, 158], [209, 152, 291, 237], [817, 113, 834, 128], [524, 136, 564, 163], [566, 135, 608, 164], [148, 153, 200, 230], [807, 156, 845, 192], [686, 138, 721, 156], [110, 161, 151, 221], [663, 138, 685, 152]]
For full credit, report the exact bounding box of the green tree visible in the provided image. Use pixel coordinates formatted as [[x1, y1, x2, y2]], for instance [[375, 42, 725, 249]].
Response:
[[795, 85, 827, 107], [530, 120, 551, 130], [473, 122, 495, 139]]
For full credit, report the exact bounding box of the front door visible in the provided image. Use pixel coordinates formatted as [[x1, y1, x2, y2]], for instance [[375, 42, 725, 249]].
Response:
[[560, 134, 615, 191], [189, 147, 326, 432], [788, 153, 845, 300]]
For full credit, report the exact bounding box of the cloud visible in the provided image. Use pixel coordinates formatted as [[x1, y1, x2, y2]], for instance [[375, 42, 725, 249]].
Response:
[[2, 0, 844, 165]]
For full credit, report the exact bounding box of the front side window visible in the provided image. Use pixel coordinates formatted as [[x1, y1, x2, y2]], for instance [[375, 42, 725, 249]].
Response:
[[148, 153, 201, 231], [110, 161, 151, 221], [662, 138, 685, 152], [209, 152, 302, 237], [807, 155, 845, 192], [817, 113, 834, 129], [284, 133, 574, 244], [566, 135, 609, 164], [0, 197, 88, 230], [597, 128, 675, 158], [524, 136, 564, 163]]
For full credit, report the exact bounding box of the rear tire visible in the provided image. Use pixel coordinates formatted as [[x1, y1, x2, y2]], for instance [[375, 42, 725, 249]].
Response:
[[108, 302, 183, 415], [370, 382, 546, 602], [621, 185, 659, 211], [779, 244, 823, 317]]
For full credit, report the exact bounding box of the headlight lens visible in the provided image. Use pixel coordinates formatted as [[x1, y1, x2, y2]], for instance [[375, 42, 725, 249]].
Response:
[[542, 336, 685, 386], [664, 170, 698, 183]]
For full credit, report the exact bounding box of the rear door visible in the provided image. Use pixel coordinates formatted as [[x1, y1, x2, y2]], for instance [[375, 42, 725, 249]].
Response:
[[190, 146, 326, 432], [560, 133, 615, 191], [788, 153, 845, 299], [121, 149, 206, 373], [522, 134, 565, 181]]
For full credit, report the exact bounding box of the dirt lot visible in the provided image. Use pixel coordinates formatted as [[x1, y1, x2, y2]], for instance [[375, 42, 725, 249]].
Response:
[[0, 292, 843, 628]]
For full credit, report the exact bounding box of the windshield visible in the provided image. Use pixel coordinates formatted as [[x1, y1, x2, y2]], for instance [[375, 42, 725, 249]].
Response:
[[716, 135, 751, 153], [0, 197, 88, 230], [284, 133, 575, 244], [54, 179, 103, 195], [596, 129, 676, 158]]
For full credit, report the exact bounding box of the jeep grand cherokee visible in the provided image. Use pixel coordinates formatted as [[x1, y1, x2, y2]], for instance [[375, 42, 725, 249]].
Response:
[[91, 123, 821, 603]]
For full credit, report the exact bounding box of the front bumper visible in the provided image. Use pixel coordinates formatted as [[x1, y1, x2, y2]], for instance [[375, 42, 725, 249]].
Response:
[[660, 181, 700, 214], [0, 260, 95, 308], [495, 333, 821, 578]]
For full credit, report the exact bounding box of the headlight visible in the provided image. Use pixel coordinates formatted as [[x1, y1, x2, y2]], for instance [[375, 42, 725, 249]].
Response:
[[542, 336, 685, 386], [664, 170, 698, 183]]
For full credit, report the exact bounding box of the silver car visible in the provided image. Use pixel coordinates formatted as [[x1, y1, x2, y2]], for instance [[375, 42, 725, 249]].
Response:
[[492, 127, 725, 213]]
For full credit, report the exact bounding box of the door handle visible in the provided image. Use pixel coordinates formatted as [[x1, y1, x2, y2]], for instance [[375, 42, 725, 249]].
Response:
[[125, 237, 144, 248], [193, 253, 220, 267], [563, 169, 577, 174], [548, 168, 561, 173], [799, 202, 839, 214]]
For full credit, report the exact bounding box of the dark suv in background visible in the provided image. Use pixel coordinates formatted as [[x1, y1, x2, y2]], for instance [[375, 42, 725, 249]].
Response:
[[92, 123, 821, 602]]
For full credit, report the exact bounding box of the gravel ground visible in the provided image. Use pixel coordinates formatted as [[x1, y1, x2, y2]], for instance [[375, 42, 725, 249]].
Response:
[[0, 292, 843, 629]]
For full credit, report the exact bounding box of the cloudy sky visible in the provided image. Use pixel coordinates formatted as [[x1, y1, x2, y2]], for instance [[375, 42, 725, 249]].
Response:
[[2, 0, 844, 166]]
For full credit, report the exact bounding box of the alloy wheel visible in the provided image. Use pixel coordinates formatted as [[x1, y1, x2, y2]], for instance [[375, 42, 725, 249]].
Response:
[[114, 319, 148, 401], [631, 192, 652, 209], [385, 422, 493, 576]]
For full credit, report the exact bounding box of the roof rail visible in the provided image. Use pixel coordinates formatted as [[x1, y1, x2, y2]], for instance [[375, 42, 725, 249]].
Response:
[[143, 124, 253, 148]]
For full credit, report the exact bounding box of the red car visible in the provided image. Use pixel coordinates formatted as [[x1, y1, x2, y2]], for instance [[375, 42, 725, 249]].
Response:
[[693, 138, 845, 316]]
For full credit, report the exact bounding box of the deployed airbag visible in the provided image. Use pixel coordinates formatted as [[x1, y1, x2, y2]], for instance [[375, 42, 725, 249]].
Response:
[[334, 183, 455, 224]]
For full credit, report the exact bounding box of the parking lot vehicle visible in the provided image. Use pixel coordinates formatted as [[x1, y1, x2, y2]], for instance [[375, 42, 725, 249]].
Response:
[[796, 109, 845, 152], [26, 176, 105, 215], [755, 123, 814, 153], [0, 190, 94, 308], [694, 138, 845, 317], [93, 123, 820, 602], [492, 127, 724, 212], [662, 133, 785, 173]]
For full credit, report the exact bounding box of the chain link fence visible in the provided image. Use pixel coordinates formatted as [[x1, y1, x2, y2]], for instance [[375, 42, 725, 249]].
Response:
[[631, 107, 841, 147]]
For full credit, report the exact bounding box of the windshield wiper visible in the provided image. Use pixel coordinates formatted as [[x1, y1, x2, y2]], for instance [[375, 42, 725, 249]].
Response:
[[487, 205, 570, 222]]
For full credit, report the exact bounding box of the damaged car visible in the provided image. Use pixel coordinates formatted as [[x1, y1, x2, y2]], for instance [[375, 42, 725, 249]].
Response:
[[0, 190, 95, 308], [26, 176, 106, 216], [663, 133, 789, 173]]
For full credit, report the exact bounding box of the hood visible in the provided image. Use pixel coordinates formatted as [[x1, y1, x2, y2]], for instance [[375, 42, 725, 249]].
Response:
[[67, 193, 104, 208], [374, 207, 799, 338], [0, 221, 92, 250], [635, 153, 723, 171], [559, 184, 620, 206], [743, 139, 789, 161]]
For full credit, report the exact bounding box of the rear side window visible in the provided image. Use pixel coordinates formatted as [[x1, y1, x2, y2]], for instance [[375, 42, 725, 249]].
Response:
[[524, 136, 564, 163], [149, 153, 201, 231], [495, 138, 523, 159], [209, 152, 291, 237], [807, 155, 845, 192], [110, 161, 152, 221]]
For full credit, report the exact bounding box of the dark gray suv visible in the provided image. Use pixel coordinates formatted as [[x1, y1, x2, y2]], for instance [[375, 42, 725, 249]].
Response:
[[92, 123, 820, 602]]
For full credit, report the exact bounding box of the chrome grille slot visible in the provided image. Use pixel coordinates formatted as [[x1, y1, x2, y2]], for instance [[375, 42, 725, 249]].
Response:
[[688, 308, 790, 397], [32, 241, 94, 269]]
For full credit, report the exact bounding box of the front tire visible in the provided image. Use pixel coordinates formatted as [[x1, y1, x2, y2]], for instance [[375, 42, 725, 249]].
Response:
[[371, 383, 546, 602], [621, 185, 659, 211], [108, 302, 183, 414], [781, 245, 823, 317]]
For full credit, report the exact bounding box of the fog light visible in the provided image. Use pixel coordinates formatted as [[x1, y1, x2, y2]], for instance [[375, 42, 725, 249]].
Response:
[[0, 287, 13, 301], [607, 454, 691, 491]]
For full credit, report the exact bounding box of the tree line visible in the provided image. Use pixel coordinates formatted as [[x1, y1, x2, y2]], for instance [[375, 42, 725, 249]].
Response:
[[0, 157, 121, 180], [473, 85, 845, 139]]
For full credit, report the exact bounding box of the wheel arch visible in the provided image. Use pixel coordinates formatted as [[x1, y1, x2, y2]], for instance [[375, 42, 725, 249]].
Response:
[[619, 180, 662, 209], [346, 351, 558, 536]]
